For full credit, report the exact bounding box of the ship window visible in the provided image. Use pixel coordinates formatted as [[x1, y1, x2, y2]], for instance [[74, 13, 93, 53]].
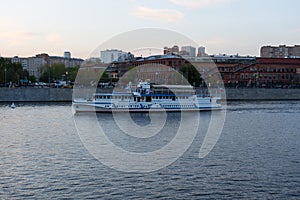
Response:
[[146, 96, 151, 102]]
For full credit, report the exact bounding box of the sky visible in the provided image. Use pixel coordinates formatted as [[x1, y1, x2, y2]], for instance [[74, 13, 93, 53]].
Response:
[[0, 0, 299, 59]]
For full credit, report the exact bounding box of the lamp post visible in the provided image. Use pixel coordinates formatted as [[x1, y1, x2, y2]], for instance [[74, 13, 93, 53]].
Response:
[[48, 65, 51, 87], [65, 71, 68, 86], [4, 68, 7, 87]]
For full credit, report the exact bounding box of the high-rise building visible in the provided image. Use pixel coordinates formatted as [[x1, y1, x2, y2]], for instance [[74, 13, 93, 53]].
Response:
[[64, 51, 71, 59], [11, 56, 28, 70], [27, 57, 47, 79], [181, 46, 196, 57], [260, 45, 300, 58], [197, 46, 207, 57], [11, 52, 83, 79], [100, 49, 131, 63], [163, 45, 180, 55]]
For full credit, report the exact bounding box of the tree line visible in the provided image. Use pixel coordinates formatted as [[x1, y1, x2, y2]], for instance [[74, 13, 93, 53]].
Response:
[[39, 63, 79, 83], [0, 57, 29, 86], [0, 57, 80, 87]]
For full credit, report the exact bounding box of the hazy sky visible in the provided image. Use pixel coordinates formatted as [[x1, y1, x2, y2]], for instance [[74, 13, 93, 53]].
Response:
[[0, 0, 299, 58]]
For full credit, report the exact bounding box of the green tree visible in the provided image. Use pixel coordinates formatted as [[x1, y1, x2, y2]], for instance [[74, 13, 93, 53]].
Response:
[[39, 65, 51, 82], [179, 63, 202, 87], [0, 57, 25, 85], [68, 66, 79, 82], [28, 75, 36, 83], [39, 63, 79, 82], [99, 71, 109, 82], [51, 63, 66, 80]]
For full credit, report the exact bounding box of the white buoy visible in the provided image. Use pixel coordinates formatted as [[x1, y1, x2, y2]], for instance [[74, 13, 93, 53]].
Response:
[[10, 102, 16, 109]]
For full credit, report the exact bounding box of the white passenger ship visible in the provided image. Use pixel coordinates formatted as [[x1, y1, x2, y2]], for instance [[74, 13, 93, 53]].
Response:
[[73, 82, 222, 112]]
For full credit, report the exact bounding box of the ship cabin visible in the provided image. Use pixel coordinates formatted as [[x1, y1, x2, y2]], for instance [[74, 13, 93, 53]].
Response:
[[93, 93, 132, 101], [133, 82, 196, 103]]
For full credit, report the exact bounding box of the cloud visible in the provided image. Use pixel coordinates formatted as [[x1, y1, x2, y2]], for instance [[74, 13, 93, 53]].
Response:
[[206, 37, 225, 45], [46, 33, 63, 43], [0, 31, 42, 47], [0, 31, 37, 39], [294, 28, 300, 33], [132, 6, 184, 22], [168, 0, 233, 9]]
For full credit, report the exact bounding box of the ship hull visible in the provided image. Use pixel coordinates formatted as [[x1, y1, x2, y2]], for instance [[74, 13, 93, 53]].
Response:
[[72, 102, 222, 113]]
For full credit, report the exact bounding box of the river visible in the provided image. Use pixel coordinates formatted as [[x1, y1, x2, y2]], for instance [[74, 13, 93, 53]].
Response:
[[0, 101, 299, 199]]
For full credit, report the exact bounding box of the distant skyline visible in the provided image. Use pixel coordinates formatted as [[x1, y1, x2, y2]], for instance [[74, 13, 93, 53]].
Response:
[[0, 0, 299, 59]]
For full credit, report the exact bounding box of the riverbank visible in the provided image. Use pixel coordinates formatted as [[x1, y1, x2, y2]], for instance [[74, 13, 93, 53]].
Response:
[[0, 88, 300, 102]]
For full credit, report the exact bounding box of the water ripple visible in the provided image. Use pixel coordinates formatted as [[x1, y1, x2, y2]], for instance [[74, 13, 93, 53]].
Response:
[[0, 102, 299, 199]]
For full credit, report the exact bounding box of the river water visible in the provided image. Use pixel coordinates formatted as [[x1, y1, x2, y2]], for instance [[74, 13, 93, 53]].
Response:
[[0, 101, 299, 199]]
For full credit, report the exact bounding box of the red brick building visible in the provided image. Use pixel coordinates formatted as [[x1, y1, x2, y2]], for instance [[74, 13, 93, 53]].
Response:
[[236, 58, 300, 87], [104, 55, 300, 88]]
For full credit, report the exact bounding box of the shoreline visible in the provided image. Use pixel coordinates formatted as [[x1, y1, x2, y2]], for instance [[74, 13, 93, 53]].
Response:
[[1, 88, 300, 102]]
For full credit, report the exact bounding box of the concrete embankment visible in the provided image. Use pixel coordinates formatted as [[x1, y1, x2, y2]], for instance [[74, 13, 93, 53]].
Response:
[[224, 88, 300, 101], [0, 88, 73, 102], [0, 88, 300, 102]]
